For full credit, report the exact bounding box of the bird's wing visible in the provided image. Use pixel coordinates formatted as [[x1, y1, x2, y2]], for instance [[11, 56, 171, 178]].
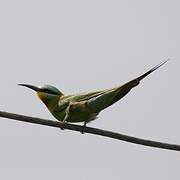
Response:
[[67, 88, 113, 102]]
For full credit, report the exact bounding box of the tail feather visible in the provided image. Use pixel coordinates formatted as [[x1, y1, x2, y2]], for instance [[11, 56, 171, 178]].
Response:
[[137, 59, 169, 82], [87, 60, 169, 112]]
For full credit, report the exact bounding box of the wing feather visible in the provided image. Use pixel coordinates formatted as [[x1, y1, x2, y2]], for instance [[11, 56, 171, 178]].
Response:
[[64, 89, 113, 102]]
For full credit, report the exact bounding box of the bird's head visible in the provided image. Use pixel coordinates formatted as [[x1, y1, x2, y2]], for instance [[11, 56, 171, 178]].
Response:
[[18, 84, 63, 107]]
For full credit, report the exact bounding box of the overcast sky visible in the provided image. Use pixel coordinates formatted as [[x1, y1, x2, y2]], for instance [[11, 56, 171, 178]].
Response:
[[0, 0, 180, 179]]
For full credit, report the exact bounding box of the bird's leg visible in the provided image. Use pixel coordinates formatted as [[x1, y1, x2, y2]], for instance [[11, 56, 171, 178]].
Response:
[[59, 114, 68, 130], [81, 121, 87, 134], [60, 103, 71, 130]]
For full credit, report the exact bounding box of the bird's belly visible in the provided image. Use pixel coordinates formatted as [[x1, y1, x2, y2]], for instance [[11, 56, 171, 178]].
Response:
[[52, 110, 66, 122], [67, 111, 98, 123], [51, 108, 98, 123], [51, 101, 99, 123]]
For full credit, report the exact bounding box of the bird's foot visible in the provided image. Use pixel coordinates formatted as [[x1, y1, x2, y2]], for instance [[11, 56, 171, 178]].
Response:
[[81, 122, 87, 134], [59, 122, 66, 130], [81, 128, 85, 134]]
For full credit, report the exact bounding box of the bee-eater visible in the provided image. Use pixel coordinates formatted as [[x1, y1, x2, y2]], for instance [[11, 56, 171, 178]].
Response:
[[19, 60, 168, 130]]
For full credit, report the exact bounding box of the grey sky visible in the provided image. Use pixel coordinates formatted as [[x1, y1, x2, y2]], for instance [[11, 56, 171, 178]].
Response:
[[0, 0, 180, 179]]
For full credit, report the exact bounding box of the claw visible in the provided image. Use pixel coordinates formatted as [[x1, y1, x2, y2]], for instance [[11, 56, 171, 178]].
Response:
[[81, 122, 87, 134], [59, 122, 66, 130]]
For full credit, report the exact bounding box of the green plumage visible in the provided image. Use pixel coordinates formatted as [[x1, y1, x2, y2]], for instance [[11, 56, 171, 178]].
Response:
[[19, 60, 168, 126]]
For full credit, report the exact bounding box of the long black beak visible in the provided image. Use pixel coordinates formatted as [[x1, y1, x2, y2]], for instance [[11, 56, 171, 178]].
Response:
[[18, 84, 40, 92], [137, 59, 169, 81]]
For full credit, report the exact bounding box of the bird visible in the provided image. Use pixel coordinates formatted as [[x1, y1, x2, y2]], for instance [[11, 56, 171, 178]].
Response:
[[19, 60, 168, 131]]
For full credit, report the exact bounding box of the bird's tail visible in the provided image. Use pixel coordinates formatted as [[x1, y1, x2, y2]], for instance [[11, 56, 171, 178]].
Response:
[[136, 59, 169, 82], [87, 60, 169, 112]]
